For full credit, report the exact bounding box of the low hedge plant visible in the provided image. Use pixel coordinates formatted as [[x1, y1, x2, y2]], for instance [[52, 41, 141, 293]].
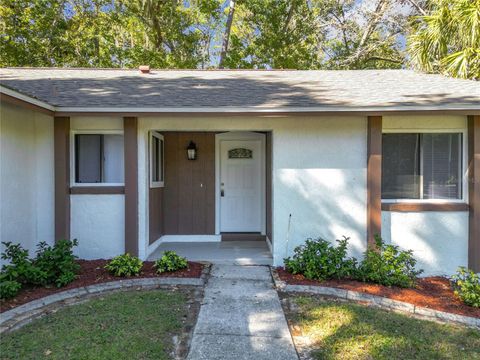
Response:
[[451, 267, 480, 308], [154, 251, 188, 273], [284, 236, 357, 281], [105, 254, 143, 277], [356, 235, 423, 288], [0, 240, 80, 299], [284, 234, 423, 288]]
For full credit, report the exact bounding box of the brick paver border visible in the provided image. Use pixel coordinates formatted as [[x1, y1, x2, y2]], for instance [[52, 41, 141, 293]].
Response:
[[1, 267, 209, 334], [270, 268, 480, 329]]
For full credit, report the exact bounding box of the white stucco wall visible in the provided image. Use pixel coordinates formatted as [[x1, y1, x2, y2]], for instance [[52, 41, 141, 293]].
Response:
[[381, 211, 468, 276], [70, 116, 125, 259], [382, 115, 469, 276], [71, 195, 125, 259], [138, 116, 368, 265], [0, 102, 54, 264]]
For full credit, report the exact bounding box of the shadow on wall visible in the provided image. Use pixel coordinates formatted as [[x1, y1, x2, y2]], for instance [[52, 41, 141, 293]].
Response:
[[278, 168, 367, 261], [382, 211, 468, 276]]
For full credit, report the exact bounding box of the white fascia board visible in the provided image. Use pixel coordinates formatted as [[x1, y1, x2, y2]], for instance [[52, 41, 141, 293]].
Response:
[[56, 104, 480, 113], [0, 85, 56, 111]]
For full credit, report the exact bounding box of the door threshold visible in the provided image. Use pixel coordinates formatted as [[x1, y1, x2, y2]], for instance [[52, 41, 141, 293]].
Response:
[[221, 233, 266, 242]]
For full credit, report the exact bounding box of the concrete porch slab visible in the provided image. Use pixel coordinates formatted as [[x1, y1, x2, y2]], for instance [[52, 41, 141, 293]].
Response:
[[148, 241, 273, 265]]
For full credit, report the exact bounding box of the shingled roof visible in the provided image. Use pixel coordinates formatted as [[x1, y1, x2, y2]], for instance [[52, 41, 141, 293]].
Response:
[[0, 68, 479, 112]]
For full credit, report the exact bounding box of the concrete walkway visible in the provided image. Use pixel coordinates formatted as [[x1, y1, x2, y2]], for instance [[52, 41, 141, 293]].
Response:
[[187, 265, 298, 360]]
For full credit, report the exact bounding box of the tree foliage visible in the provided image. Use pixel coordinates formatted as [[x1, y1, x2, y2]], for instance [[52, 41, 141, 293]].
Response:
[[1, 0, 478, 79], [408, 0, 480, 79]]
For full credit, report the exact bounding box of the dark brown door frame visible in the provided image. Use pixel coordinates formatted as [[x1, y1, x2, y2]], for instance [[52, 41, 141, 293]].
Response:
[[468, 115, 480, 272], [124, 117, 139, 256], [367, 116, 382, 248], [54, 116, 71, 241]]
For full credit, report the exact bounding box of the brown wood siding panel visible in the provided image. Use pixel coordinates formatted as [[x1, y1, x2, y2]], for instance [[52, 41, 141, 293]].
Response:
[[468, 115, 480, 272], [162, 132, 216, 235], [266, 132, 273, 242], [367, 116, 382, 247], [70, 186, 125, 195], [164, 133, 179, 233], [54, 116, 70, 241], [177, 132, 194, 233], [149, 187, 163, 244], [382, 203, 469, 212], [124, 117, 138, 256]]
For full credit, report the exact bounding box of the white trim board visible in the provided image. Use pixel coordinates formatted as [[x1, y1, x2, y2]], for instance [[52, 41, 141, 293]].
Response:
[[0, 86, 56, 111]]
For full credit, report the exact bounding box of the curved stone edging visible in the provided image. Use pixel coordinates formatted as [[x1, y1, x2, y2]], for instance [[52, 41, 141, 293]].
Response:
[[270, 268, 480, 329], [1, 269, 209, 334]]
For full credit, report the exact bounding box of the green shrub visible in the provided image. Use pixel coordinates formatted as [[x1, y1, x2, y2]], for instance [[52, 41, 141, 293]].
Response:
[[154, 251, 188, 273], [451, 267, 480, 308], [105, 254, 143, 277], [0, 279, 22, 299], [284, 236, 358, 281], [356, 235, 423, 288], [1, 242, 45, 285], [32, 240, 80, 287]]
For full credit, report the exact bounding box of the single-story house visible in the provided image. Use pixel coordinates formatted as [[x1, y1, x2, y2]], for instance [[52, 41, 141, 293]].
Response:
[[0, 68, 479, 276]]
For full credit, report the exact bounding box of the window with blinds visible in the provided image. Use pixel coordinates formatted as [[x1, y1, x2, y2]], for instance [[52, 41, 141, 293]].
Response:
[[382, 133, 462, 200], [74, 134, 124, 184]]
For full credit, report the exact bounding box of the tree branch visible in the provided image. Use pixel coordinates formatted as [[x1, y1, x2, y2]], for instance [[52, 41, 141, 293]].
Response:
[[405, 0, 427, 16], [366, 56, 402, 64]]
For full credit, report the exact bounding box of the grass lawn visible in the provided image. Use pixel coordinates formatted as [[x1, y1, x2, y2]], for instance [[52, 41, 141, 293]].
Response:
[[286, 295, 480, 360], [1, 289, 191, 360]]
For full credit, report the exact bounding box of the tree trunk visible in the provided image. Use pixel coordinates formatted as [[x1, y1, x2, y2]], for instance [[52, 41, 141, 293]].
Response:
[[219, 0, 236, 69]]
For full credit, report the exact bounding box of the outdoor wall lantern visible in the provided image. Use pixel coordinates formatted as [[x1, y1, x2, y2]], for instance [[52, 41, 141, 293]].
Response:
[[187, 141, 197, 160]]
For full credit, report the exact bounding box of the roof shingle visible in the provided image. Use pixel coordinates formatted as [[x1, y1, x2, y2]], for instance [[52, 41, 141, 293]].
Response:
[[0, 68, 479, 111]]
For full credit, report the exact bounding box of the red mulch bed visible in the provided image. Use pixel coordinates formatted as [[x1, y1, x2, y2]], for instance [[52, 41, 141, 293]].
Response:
[[0, 260, 204, 313], [277, 267, 480, 318]]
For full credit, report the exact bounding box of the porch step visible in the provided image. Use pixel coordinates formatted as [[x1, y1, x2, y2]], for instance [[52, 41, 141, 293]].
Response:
[[221, 233, 266, 242]]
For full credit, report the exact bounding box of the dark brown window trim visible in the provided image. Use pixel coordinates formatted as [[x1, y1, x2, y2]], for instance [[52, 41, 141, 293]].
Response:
[[54, 116, 70, 242], [468, 115, 480, 272], [382, 202, 469, 212], [367, 116, 382, 247], [70, 186, 125, 195], [124, 117, 139, 256]]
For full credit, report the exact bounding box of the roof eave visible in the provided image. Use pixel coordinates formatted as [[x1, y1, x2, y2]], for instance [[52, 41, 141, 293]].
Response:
[[2, 85, 479, 117]]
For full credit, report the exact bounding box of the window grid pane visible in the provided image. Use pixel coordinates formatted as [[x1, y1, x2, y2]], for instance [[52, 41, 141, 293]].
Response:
[[382, 133, 421, 199], [382, 133, 462, 201], [75, 134, 124, 184]]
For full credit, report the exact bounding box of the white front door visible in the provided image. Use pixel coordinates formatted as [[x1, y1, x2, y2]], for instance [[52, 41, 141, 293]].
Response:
[[219, 133, 265, 233]]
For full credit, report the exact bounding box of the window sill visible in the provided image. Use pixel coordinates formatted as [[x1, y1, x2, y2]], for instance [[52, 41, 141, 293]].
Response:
[[381, 202, 469, 212], [70, 186, 125, 195]]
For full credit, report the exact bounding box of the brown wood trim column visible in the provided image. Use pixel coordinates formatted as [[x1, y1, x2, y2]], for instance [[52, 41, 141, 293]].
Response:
[[468, 115, 480, 272], [367, 116, 382, 247], [54, 116, 70, 241], [124, 117, 139, 256]]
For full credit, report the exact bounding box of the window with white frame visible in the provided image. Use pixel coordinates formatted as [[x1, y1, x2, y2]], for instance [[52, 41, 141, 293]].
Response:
[[74, 133, 124, 184], [382, 132, 464, 200], [150, 131, 164, 187]]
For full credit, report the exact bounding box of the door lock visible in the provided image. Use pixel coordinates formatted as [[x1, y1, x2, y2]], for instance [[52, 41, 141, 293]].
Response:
[[221, 182, 225, 197]]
